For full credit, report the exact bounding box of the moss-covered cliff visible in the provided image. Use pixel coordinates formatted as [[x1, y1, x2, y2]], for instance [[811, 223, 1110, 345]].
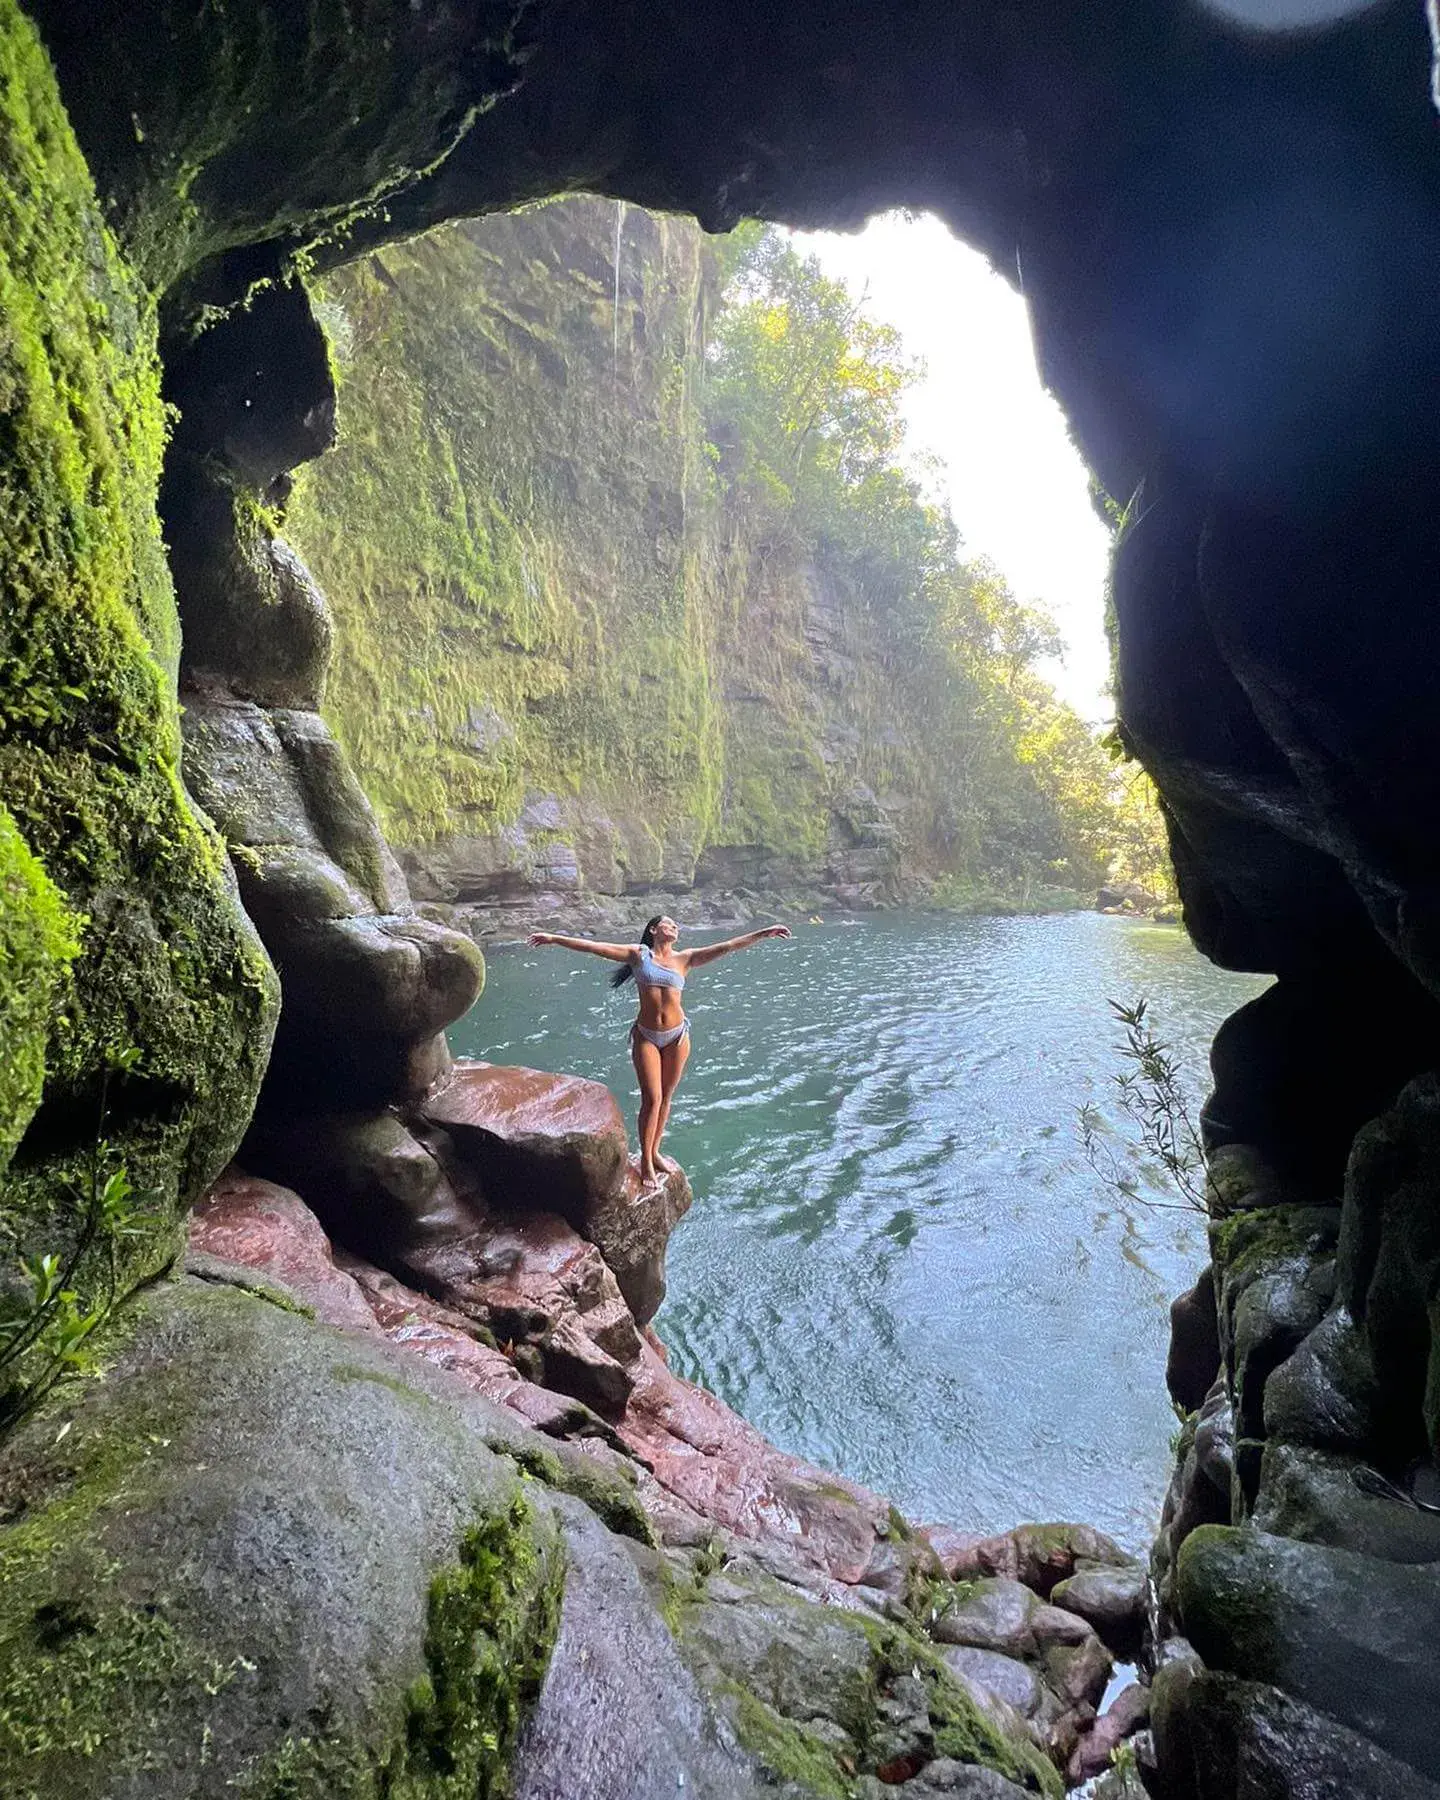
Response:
[[0, 0, 276, 1293], [288, 198, 1113, 919]]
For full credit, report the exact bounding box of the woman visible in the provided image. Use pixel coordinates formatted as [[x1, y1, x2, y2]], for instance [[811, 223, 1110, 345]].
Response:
[[526, 915, 791, 1185]]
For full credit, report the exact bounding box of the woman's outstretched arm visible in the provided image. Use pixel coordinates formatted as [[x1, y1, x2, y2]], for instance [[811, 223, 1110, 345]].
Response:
[[681, 924, 790, 970], [528, 932, 636, 965]]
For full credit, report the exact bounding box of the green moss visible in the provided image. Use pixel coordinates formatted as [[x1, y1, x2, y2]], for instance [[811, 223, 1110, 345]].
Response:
[[497, 1437, 656, 1547], [1211, 1206, 1335, 1285], [0, 1604, 249, 1795], [0, 805, 79, 1176], [0, 1320, 249, 1796], [0, 1290, 567, 1800], [0, 0, 278, 1301], [661, 1547, 1060, 1799], [724, 1681, 853, 1798], [388, 1495, 564, 1800], [289, 203, 730, 855], [25, 1, 522, 301]]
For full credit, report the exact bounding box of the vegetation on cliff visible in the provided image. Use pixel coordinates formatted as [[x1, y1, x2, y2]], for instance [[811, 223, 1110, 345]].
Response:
[[288, 198, 1147, 911], [0, 0, 277, 1338]]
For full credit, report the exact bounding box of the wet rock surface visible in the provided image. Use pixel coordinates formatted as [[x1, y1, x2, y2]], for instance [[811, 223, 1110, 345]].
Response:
[[182, 1080, 1154, 1794], [0, 1278, 567, 1799], [15, 0, 1440, 1794], [1152, 1665, 1440, 1800], [423, 1060, 693, 1324]]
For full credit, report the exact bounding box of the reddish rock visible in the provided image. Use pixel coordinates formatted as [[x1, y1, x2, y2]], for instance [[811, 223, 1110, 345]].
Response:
[[921, 1524, 988, 1577], [423, 1059, 630, 1216], [590, 1158, 692, 1326], [188, 1169, 380, 1333], [948, 1522, 1137, 1596], [615, 1336, 911, 1588], [422, 1060, 690, 1324], [1066, 1681, 1151, 1785], [191, 1158, 983, 1605], [382, 1207, 645, 1412]]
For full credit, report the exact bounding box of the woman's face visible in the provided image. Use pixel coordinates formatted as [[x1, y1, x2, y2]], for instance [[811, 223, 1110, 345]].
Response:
[[654, 916, 679, 947]]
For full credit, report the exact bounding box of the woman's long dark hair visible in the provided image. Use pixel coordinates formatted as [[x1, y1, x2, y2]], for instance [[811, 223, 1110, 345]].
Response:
[[611, 916, 664, 987]]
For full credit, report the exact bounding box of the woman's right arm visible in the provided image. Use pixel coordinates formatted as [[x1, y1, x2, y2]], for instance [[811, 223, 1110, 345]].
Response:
[[527, 932, 636, 965]]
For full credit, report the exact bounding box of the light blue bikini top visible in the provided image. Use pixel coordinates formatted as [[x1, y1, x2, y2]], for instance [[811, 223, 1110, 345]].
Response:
[[634, 944, 685, 989]]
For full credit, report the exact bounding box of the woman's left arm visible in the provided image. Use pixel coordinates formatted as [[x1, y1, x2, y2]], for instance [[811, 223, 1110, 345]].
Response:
[[682, 924, 791, 970]]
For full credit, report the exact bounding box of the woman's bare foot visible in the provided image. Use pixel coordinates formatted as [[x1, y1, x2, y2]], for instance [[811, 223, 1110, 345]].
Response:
[[638, 1160, 660, 1186], [655, 1153, 678, 1175]]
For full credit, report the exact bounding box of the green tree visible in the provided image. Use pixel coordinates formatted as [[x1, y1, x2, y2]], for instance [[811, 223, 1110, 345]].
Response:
[[706, 227, 1125, 905]]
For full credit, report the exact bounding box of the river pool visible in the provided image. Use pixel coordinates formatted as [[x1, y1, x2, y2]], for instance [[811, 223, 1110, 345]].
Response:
[[450, 910, 1267, 1549]]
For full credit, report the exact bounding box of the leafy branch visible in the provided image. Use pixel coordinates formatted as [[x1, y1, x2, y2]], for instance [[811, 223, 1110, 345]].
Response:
[[0, 1047, 160, 1432], [1078, 998, 1208, 1213]]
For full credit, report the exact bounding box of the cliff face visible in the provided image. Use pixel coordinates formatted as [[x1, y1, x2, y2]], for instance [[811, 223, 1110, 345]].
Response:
[[287, 199, 1101, 926]]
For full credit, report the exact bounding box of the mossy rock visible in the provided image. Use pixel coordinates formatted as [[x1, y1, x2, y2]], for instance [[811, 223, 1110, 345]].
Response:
[[650, 1547, 1061, 1797], [0, 0, 277, 1306], [0, 1275, 566, 1798], [1151, 1663, 1440, 1800], [1176, 1524, 1440, 1783]]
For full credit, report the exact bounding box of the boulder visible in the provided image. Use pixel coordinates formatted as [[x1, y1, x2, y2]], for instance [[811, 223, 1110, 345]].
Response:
[[655, 1548, 1060, 1798], [240, 1112, 477, 1267], [1066, 1682, 1150, 1786], [424, 1059, 690, 1323], [1151, 1665, 1440, 1800], [186, 1167, 381, 1332], [1028, 1603, 1095, 1650], [1167, 1265, 1221, 1413], [414, 1210, 644, 1412], [1338, 1073, 1440, 1457], [1049, 1565, 1148, 1659], [1252, 1442, 1440, 1565], [1040, 1635, 1113, 1709], [931, 1579, 1037, 1655], [1176, 1525, 1440, 1781], [0, 1277, 565, 1800], [937, 1646, 1045, 1720], [1262, 1305, 1390, 1456], [512, 1501, 774, 1799], [856, 1762, 1034, 1797], [425, 1059, 629, 1210], [945, 1523, 1136, 1596]]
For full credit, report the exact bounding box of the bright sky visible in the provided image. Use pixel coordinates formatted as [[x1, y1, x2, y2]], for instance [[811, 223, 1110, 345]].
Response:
[[789, 212, 1114, 722]]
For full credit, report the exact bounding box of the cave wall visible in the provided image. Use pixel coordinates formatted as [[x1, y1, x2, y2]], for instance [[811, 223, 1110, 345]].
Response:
[[0, 0, 276, 1297], [5, 0, 1440, 1794]]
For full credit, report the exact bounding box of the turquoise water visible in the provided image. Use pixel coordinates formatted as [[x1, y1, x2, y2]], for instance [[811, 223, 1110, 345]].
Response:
[[450, 911, 1267, 1548]]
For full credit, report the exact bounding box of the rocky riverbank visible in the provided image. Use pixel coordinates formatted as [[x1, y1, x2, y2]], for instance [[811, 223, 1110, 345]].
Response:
[[173, 1058, 1153, 1796]]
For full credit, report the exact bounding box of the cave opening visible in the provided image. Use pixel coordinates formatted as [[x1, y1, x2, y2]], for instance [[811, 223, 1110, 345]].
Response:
[[7, 0, 1440, 1793]]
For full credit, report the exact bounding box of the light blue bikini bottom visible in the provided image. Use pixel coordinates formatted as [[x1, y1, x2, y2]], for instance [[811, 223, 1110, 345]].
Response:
[[632, 1017, 690, 1050]]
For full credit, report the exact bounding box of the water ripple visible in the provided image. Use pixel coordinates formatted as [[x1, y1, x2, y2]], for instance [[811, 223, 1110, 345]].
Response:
[[454, 912, 1267, 1549]]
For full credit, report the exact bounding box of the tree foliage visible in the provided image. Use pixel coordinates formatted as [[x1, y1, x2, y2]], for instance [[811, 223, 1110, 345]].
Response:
[[706, 229, 1139, 903]]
